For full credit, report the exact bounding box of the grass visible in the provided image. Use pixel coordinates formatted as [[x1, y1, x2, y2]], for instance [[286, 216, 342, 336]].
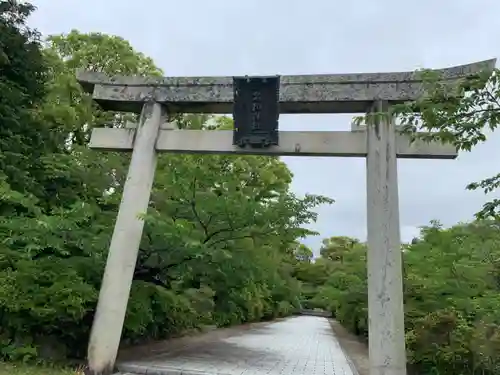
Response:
[[0, 362, 83, 375]]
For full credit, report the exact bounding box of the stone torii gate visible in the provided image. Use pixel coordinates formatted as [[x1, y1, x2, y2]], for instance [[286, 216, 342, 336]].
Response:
[[77, 58, 495, 375]]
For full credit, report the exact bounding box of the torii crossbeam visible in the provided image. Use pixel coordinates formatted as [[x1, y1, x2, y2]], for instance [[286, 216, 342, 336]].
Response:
[[89, 127, 457, 158], [77, 58, 496, 375]]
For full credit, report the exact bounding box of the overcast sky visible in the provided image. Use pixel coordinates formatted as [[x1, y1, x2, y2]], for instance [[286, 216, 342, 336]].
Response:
[[30, 0, 500, 253]]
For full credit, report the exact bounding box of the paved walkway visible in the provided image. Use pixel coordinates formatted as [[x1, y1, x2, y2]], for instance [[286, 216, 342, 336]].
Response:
[[118, 316, 356, 375]]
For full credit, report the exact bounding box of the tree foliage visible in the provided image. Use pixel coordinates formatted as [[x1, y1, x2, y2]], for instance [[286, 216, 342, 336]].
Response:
[[303, 224, 500, 375], [7, 6, 497, 375], [0, 5, 333, 361], [390, 65, 499, 219]]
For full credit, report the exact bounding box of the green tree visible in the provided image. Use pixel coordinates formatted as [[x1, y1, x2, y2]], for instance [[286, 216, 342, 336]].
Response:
[[0, 0, 100, 361], [403, 221, 500, 374], [310, 223, 500, 374], [0, 24, 334, 360], [0, 26, 158, 360], [0, 0, 49, 210], [385, 64, 500, 219], [135, 117, 332, 327], [320, 236, 361, 263], [293, 243, 314, 263], [293, 237, 365, 312]]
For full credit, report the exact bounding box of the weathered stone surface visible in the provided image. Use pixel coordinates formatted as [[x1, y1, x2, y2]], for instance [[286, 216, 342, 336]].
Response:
[[366, 101, 406, 375], [76, 59, 496, 114], [88, 128, 458, 159], [87, 102, 166, 375]]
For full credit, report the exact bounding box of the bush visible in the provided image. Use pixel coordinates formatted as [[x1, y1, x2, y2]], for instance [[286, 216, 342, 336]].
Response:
[[310, 223, 500, 374]]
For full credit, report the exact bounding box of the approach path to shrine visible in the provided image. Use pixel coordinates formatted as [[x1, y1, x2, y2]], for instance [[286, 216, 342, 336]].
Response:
[[117, 315, 356, 375]]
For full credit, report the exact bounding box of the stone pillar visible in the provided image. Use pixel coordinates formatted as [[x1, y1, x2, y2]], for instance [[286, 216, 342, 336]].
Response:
[[365, 101, 407, 375], [86, 101, 165, 375]]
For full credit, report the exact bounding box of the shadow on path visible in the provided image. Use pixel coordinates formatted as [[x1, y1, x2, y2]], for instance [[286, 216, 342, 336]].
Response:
[[117, 316, 356, 375]]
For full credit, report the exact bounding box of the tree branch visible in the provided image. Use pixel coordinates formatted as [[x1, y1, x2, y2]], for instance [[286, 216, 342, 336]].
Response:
[[202, 227, 239, 244], [190, 176, 210, 238], [206, 229, 276, 248], [133, 269, 170, 289]]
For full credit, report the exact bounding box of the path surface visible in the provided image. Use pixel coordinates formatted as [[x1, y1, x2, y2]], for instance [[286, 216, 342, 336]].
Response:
[[118, 316, 356, 375]]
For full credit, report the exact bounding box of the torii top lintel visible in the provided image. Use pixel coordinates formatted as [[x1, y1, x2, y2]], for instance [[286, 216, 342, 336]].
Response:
[[77, 59, 496, 114]]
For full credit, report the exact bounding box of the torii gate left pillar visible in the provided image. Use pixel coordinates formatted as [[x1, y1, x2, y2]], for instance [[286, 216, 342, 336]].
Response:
[[85, 100, 167, 375], [77, 59, 494, 375]]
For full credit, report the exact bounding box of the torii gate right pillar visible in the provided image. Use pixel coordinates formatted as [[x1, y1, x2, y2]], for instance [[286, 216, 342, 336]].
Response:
[[366, 101, 406, 375]]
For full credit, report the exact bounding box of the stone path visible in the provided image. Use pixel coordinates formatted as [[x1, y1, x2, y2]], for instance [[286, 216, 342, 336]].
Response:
[[118, 316, 356, 375]]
